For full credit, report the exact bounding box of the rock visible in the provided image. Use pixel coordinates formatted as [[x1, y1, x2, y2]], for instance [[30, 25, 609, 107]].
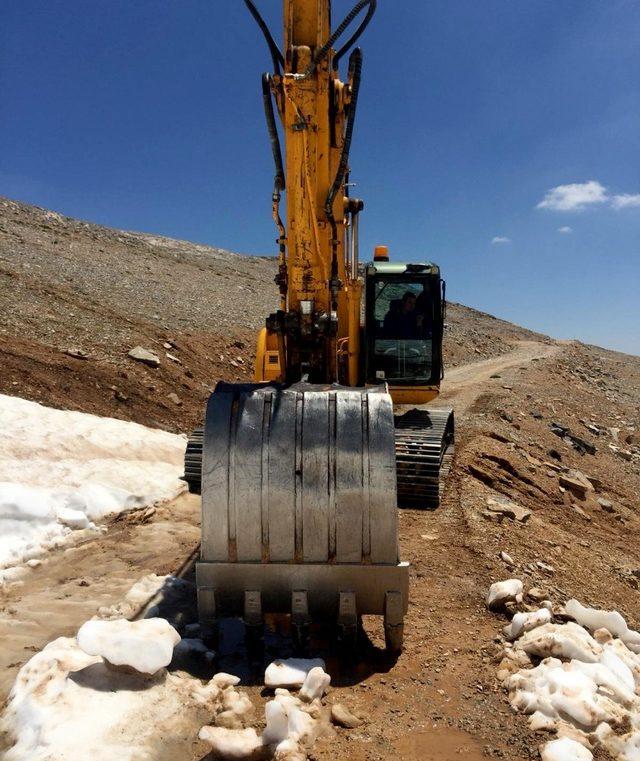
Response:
[[128, 346, 160, 367], [597, 497, 615, 513], [500, 551, 514, 565], [167, 392, 182, 406], [572, 504, 591, 521], [531, 411, 544, 420], [487, 579, 523, 611], [485, 496, 531, 523], [548, 449, 562, 461], [166, 352, 182, 364], [114, 390, 128, 402], [65, 348, 90, 360], [559, 473, 593, 498], [527, 587, 549, 602], [331, 703, 362, 728]]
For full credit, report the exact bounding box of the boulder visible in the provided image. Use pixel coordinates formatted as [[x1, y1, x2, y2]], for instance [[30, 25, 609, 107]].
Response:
[[331, 703, 363, 728], [128, 346, 161, 367]]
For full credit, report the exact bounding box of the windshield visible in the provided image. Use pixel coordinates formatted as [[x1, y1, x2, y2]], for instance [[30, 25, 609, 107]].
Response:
[[371, 278, 435, 382]]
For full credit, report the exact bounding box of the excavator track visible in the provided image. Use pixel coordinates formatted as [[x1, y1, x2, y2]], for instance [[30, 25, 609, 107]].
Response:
[[394, 407, 455, 510], [183, 406, 455, 511]]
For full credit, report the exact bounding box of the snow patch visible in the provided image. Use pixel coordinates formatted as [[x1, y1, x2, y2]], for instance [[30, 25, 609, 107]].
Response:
[[491, 584, 640, 761], [77, 618, 180, 674], [0, 394, 186, 579], [0, 635, 222, 761]]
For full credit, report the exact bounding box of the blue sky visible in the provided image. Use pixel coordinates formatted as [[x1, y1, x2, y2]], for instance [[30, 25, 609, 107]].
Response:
[[2, 1, 639, 354]]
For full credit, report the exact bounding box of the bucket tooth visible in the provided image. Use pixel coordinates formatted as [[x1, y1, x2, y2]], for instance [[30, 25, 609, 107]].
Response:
[[384, 590, 404, 652], [337, 590, 358, 646], [291, 590, 311, 651], [243, 590, 263, 627]]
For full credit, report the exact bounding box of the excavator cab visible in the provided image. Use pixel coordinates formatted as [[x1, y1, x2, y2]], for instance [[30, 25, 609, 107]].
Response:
[[364, 261, 445, 406]]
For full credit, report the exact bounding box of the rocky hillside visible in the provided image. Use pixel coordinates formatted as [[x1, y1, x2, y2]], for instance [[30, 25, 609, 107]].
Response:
[[0, 196, 547, 431]]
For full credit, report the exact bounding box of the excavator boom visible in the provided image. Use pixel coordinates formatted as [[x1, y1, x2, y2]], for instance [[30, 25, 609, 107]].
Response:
[[185, 0, 454, 652]]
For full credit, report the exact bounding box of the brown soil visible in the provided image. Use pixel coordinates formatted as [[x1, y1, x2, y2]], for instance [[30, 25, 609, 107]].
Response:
[[2, 197, 640, 760]]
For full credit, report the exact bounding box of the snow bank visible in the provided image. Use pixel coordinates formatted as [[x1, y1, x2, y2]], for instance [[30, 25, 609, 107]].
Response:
[[491, 581, 640, 761], [0, 636, 216, 761], [0, 616, 258, 761], [0, 394, 186, 579], [2, 616, 333, 761]]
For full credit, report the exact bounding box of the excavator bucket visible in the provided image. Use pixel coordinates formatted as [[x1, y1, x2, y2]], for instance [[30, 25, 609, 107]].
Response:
[[196, 381, 409, 650]]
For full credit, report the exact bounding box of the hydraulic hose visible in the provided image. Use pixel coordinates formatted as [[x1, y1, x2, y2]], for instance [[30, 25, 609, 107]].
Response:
[[261, 73, 285, 194], [325, 47, 363, 225], [243, 0, 285, 75], [300, 0, 376, 80], [334, 0, 377, 68]]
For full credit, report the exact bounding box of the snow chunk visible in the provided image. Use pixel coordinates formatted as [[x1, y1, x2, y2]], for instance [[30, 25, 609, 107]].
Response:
[[508, 658, 628, 729], [0, 394, 186, 576], [515, 622, 603, 663], [77, 617, 180, 674], [263, 690, 319, 747], [487, 578, 523, 610], [541, 738, 593, 761], [299, 666, 331, 702], [504, 608, 552, 641], [265, 658, 326, 688], [566, 599, 640, 654], [198, 726, 262, 758]]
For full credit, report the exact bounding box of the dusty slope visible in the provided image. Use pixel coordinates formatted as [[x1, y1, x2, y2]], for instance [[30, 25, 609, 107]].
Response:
[[0, 196, 548, 432]]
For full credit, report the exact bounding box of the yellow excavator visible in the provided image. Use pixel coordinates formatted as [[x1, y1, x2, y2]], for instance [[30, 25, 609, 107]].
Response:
[[183, 0, 454, 651]]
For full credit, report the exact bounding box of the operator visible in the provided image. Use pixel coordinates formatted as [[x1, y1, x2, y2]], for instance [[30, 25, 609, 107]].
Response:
[[384, 291, 419, 338]]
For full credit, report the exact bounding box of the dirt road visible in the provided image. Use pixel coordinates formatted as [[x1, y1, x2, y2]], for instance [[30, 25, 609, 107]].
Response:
[[438, 339, 561, 414]]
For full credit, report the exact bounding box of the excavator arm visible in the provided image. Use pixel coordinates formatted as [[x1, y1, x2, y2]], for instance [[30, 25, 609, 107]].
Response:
[[251, 0, 374, 386], [191, 0, 410, 652]]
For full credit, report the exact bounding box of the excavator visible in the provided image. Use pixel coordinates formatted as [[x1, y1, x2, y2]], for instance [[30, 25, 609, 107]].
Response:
[[183, 0, 454, 652]]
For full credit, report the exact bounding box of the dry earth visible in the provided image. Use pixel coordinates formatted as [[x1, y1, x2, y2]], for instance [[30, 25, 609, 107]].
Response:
[[1, 198, 640, 760], [0, 196, 549, 433]]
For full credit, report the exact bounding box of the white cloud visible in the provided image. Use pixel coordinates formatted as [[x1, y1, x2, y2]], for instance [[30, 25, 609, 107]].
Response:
[[558, 226, 573, 234], [537, 180, 608, 211], [611, 193, 640, 210], [491, 236, 511, 244]]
